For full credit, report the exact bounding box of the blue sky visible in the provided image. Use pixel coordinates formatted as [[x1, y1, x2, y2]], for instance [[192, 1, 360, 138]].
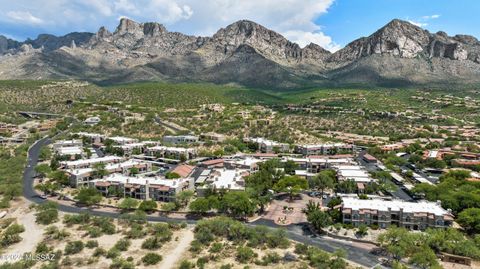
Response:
[[0, 0, 478, 52]]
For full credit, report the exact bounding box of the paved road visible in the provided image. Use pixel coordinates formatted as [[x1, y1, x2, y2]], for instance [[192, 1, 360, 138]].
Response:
[[24, 138, 383, 268]]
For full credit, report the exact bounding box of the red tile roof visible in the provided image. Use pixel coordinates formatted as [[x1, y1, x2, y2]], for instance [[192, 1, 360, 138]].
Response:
[[171, 164, 195, 178]]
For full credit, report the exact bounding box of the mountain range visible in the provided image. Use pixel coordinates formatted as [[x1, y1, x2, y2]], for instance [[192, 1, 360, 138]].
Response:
[[1, 18, 480, 88]]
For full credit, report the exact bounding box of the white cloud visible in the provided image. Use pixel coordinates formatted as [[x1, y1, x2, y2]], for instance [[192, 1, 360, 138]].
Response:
[[81, 0, 113, 16], [408, 20, 428, 28], [114, 0, 139, 14], [0, 0, 339, 51], [422, 14, 440, 20], [6, 11, 44, 25], [284, 30, 341, 52]]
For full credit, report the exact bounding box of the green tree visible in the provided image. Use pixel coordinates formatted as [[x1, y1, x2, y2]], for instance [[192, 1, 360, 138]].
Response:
[[118, 197, 139, 211], [161, 202, 177, 212], [457, 208, 480, 234], [378, 227, 420, 260], [409, 246, 441, 269], [220, 191, 256, 219], [35, 181, 60, 195], [35, 164, 52, 178], [176, 190, 194, 208], [309, 169, 336, 196], [189, 197, 211, 213], [274, 175, 308, 201], [306, 209, 331, 232], [75, 187, 103, 206], [48, 170, 69, 185], [138, 200, 157, 212], [283, 160, 299, 175], [129, 167, 139, 175], [92, 163, 107, 178]]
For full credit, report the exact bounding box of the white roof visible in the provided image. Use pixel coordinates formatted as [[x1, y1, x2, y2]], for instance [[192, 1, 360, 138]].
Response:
[[56, 146, 83, 156], [295, 170, 316, 177], [61, 156, 123, 167], [115, 141, 159, 150], [204, 169, 246, 190], [225, 157, 263, 167], [246, 137, 287, 146], [298, 143, 350, 149], [68, 160, 146, 176], [428, 150, 439, 158], [147, 146, 195, 153], [75, 132, 106, 138], [53, 140, 82, 146], [390, 172, 405, 182], [94, 173, 190, 188], [412, 172, 434, 185], [342, 197, 449, 215], [109, 136, 138, 144], [335, 164, 373, 182]]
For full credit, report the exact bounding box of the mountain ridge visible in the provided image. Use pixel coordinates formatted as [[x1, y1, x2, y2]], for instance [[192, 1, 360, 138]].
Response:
[[1, 18, 480, 88]]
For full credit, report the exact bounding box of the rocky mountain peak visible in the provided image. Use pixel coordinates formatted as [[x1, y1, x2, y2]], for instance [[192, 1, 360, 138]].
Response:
[[96, 26, 112, 40], [114, 18, 143, 37]]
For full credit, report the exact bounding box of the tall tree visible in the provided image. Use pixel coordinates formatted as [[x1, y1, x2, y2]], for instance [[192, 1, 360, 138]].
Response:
[[309, 169, 336, 196], [274, 176, 308, 201]]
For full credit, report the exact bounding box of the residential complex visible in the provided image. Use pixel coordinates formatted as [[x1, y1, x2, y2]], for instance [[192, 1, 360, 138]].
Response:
[[341, 197, 453, 230], [91, 174, 193, 202]]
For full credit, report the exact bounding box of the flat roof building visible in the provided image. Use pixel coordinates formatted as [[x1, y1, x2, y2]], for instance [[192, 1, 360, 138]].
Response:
[[90, 173, 193, 202], [341, 197, 453, 230]]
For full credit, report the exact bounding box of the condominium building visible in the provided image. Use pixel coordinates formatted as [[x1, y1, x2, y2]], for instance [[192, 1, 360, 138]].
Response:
[[341, 197, 453, 230], [294, 143, 354, 156], [52, 139, 83, 151], [334, 165, 374, 183], [196, 168, 248, 196], [163, 135, 199, 145], [244, 137, 290, 153], [109, 136, 139, 145], [146, 146, 197, 160], [67, 160, 152, 187], [60, 156, 124, 169], [90, 173, 193, 202], [113, 141, 159, 155], [224, 156, 264, 172]]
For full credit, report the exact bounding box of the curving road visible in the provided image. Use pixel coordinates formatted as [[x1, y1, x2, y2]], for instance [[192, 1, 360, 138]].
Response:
[[23, 138, 383, 268]]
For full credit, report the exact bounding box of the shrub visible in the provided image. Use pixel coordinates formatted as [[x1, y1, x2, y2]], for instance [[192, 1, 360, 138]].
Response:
[[189, 240, 203, 253], [109, 258, 134, 269], [0, 224, 25, 247], [63, 213, 90, 226], [209, 242, 223, 253], [85, 240, 98, 249], [64, 241, 84, 255], [87, 227, 102, 238], [236, 246, 256, 263], [179, 260, 194, 269], [36, 241, 52, 254], [35, 202, 59, 225], [142, 253, 162, 265], [141, 237, 161, 250], [93, 247, 106, 257], [106, 248, 120, 259], [294, 243, 309, 255], [125, 223, 146, 239], [196, 256, 209, 269], [113, 239, 131, 251]]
